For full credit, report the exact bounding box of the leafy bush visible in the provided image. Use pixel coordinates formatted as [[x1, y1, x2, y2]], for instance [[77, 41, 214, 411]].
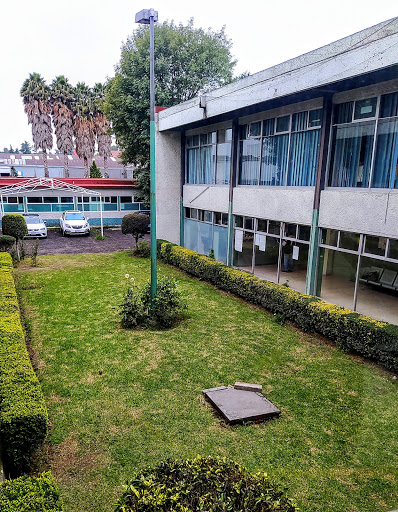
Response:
[[119, 285, 147, 328], [1, 215, 28, 261], [0, 253, 48, 476], [0, 235, 16, 252], [119, 275, 187, 328], [114, 456, 298, 512], [1, 214, 28, 241], [142, 277, 187, 328], [0, 471, 63, 511], [157, 241, 398, 372], [121, 213, 150, 246], [133, 240, 150, 258]]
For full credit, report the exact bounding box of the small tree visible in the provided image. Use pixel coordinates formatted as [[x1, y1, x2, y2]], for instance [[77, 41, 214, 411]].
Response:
[[1, 214, 28, 260], [90, 160, 102, 178], [121, 213, 149, 247]]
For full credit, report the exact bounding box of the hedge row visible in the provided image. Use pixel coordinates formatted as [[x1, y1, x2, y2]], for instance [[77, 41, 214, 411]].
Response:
[[157, 241, 398, 373], [0, 253, 48, 476], [0, 471, 63, 511]]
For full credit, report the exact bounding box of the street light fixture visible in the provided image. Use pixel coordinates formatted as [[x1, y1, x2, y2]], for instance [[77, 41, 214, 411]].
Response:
[[135, 8, 158, 308]]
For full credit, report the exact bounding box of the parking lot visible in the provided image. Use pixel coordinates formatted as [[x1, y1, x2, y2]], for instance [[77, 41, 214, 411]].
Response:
[[23, 228, 149, 256]]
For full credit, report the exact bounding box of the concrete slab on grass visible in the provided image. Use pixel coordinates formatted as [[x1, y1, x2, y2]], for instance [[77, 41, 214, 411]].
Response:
[[203, 386, 280, 425]]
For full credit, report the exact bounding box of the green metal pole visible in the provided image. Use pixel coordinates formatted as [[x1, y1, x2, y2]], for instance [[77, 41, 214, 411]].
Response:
[[149, 14, 157, 307]]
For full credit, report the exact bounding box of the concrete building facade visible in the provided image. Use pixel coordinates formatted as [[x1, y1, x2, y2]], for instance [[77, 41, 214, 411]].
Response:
[[155, 18, 398, 324]]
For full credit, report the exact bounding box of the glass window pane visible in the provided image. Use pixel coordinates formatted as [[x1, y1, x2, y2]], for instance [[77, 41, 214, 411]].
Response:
[[328, 122, 375, 187], [200, 145, 216, 184], [213, 225, 228, 264], [288, 129, 320, 186], [371, 118, 398, 189], [190, 208, 198, 220], [354, 97, 377, 120], [388, 239, 398, 260], [257, 219, 267, 232], [215, 142, 231, 185], [234, 215, 243, 228], [284, 223, 297, 238], [244, 217, 254, 230], [233, 231, 254, 268], [27, 197, 42, 203], [120, 196, 132, 203], [204, 210, 213, 223], [292, 111, 308, 132], [335, 102, 353, 124], [249, 121, 261, 137], [268, 220, 280, 235], [184, 218, 198, 251], [321, 228, 338, 246], [43, 197, 58, 203], [239, 139, 260, 185], [276, 115, 290, 133], [339, 231, 360, 251], [198, 222, 213, 256], [260, 134, 289, 186], [380, 92, 398, 119], [217, 129, 226, 144], [364, 236, 387, 256], [262, 118, 275, 136], [298, 225, 311, 242], [221, 213, 228, 225], [214, 212, 222, 224], [225, 128, 232, 142], [309, 109, 322, 127], [187, 147, 200, 184]]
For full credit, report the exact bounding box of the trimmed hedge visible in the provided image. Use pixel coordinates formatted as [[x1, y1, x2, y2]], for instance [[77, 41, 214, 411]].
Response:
[[114, 456, 298, 511], [157, 241, 398, 373], [0, 253, 48, 476], [0, 472, 63, 511]]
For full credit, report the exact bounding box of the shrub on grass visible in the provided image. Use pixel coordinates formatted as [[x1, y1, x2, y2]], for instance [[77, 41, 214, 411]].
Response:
[[119, 275, 187, 328], [0, 252, 48, 476], [157, 241, 398, 372], [1, 215, 28, 261], [0, 472, 63, 511], [142, 276, 187, 327], [114, 456, 298, 512], [133, 240, 150, 258], [0, 235, 16, 252]]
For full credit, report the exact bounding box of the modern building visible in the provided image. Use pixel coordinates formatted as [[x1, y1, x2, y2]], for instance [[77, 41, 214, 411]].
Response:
[[155, 18, 398, 324], [0, 177, 141, 227]]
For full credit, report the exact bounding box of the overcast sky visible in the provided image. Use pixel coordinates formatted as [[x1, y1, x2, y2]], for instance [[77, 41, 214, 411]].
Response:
[[1, 0, 396, 150]]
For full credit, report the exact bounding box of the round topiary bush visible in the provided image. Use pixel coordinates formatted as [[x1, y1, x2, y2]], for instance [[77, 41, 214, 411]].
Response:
[[2, 214, 28, 241], [114, 456, 298, 512]]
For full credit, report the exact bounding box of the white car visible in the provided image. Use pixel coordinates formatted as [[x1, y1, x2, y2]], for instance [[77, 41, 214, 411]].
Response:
[[22, 213, 47, 238], [60, 211, 90, 236]]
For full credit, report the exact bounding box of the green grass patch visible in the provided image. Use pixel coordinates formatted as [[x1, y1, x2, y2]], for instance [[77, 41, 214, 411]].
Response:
[[16, 252, 398, 512]]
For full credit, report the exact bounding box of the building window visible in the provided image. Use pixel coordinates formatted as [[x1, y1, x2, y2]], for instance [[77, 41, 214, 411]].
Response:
[[239, 108, 322, 186], [186, 129, 231, 185], [328, 91, 398, 189]]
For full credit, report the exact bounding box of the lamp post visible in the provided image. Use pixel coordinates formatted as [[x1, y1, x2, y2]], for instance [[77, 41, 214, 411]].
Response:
[[135, 8, 158, 307]]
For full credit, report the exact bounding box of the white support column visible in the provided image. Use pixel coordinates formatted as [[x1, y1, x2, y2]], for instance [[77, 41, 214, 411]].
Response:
[[99, 195, 103, 236]]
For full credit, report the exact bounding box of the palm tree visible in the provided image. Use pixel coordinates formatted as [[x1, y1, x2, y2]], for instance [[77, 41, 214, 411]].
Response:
[[51, 76, 74, 178], [72, 82, 95, 178], [20, 73, 53, 177], [93, 83, 112, 176]]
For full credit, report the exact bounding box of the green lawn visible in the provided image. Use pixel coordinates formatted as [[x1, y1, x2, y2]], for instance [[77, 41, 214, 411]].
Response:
[[16, 252, 398, 512]]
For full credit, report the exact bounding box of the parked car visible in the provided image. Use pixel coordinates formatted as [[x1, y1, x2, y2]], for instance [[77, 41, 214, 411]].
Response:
[[59, 211, 90, 236], [22, 213, 47, 238]]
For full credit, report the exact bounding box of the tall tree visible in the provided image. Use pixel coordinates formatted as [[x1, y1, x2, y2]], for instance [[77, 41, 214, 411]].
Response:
[[105, 19, 238, 204], [51, 76, 75, 177], [72, 82, 95, 178], [93, 82, 112, 176], [20, 141, 32, 154], [20, 73, 53, 177]]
